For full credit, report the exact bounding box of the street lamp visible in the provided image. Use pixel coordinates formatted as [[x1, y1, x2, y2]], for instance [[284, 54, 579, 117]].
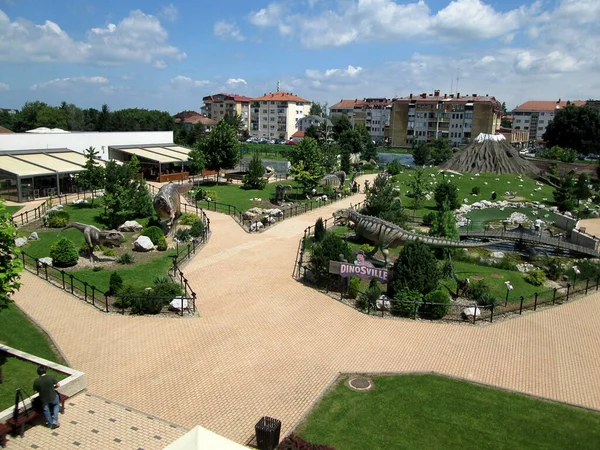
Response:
[[504, 281, 513, 306], [573, 265, 581, 287]]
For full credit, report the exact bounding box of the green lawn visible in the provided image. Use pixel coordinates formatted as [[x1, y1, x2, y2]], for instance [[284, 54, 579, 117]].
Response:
[[0, 304, 67, 410], [462, 208, 557, 231], [5, 205, 23, 215], [296, 374, 600, 450], [391, 169, 555, 217]]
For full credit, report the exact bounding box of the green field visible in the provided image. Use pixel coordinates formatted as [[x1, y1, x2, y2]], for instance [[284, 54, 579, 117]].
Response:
[[390, 169, 555, 218], [296, 374, 600, 450], [462, 207, 557, 231], [5, 205, 23, 215], [0, 304, 67, 410]]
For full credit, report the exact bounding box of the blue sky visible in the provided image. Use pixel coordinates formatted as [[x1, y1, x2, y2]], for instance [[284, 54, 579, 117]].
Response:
[[0, 0, 598, 113]]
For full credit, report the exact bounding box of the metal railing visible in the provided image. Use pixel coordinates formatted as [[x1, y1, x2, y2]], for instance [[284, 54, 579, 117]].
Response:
[[12, 190, 100, 227]]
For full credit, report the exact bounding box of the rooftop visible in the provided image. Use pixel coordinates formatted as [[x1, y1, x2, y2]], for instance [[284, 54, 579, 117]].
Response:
[[514, 100, 587, 112], [252, 91, 310, 103], [202, 93, 253, 103], [0, 125, 14, 133]]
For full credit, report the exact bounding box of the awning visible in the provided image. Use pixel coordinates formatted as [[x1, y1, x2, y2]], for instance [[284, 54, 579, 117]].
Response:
[[50, 151, 107, 167], [0, 150, 95, 177], [110, 145, 189, 164], [14, 153, 84, 173], [0, 155, 55, 177], [141, 147, 187, 161], [164, 145, 191, 155]]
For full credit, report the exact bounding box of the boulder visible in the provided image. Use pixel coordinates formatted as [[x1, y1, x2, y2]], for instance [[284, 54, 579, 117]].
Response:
[[516, 263, 535, 273], [490, 251, 505, 259], [118, 220, 143, 232], [14, 237, 27, 247], [243, 211, 260, 221], [250, 221, 264, 232], [72, 199, 87, 205], [376, 295, 393, 311], [133, 236, 155, 252], [462, 307, 481, 318], [28, 232, 39, 241], [264, 208, 283, 217], [38, 257, 53, 267]]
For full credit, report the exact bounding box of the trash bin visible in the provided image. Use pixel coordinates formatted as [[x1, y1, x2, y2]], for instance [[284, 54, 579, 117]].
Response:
[[255, 416, 281, 450]]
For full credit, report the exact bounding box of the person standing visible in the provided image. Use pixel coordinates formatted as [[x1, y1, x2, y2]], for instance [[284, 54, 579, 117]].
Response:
[[33, 366, 61, 429]]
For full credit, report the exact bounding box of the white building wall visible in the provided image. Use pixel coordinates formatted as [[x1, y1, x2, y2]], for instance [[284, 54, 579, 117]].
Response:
[[0, 131, 174, 160]]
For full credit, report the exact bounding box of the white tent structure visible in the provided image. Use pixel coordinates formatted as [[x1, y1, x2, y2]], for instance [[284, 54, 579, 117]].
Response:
[[26, 127, 71, 134], [163, 426, 248, 450]]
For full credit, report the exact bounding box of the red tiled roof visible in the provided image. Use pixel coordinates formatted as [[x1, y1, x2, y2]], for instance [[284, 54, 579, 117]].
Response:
[[514, 100, 586, 112], [174, 111, 202, 121], [330, 99, 364, 109], [187, 116, 218, 126], [252, 92, 310, 103], [202, 93, 252, 103], [0, 126, 14, 133], [291, 130, 305, 138]]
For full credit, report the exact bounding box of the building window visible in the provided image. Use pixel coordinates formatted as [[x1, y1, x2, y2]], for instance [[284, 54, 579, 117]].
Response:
[[271, 101, 275, 104]]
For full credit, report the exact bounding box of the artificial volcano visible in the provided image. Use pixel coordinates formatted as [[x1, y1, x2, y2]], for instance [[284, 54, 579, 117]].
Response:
[[441, 133, 541, 176]]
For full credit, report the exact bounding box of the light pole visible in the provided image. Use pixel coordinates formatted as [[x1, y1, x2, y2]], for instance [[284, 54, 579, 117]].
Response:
[[504, 281, 514, 306], [573, 265, 581, 288]]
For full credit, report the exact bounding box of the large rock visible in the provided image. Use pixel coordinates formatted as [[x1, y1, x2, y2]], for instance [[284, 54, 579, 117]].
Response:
[[243, 211, 260, 221], [133, 236, 155, 252], [490, 251, 505, 259], [28, 232, 39, 241], [462, 307, 482, 318], [72, 199, 87, 205], [118, 220, 143, 232], [250, 221, 264, 232], [376, 295, 392, 311], [14, 237, 27, 247], [516, 263, 535, 273], [38, 257, 53, 267]]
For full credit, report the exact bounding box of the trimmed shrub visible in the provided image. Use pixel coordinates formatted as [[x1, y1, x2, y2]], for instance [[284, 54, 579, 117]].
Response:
[[131, 294, 163, 315], [525, 269, 547, 286], [92, 266, 103, 272], [387, 241, 441, 299], [157, 236, 168, 251], [471, 186, 481, 195], [44, 210, 70, 228], [49, 237, 79, 267], [152, 276, 184, 305], [386, 159, 403, 175], [195, 188, 217, 202], [392, 288, 423, 317], [146, 215, 162, 228], [468, 279, 493, 305], [314, 217, 326, 242], [356, 278, 382, 312], [422, 290, 451, 320], [117, 252, 135, 264], [347, 276, 360, 299], [174, 228, 191, 243], [422, 212, 435, 226], [189, 220, 205, 238], [107, 271, 123, 296], [179, 213, 200, 226], [276, 433, 335, 450], [309, 232, 354, 282], [113, 284, 138, 309], [491, 191, 497, 201], [359, 243, 375, 255], [142, 226, 164, 245]]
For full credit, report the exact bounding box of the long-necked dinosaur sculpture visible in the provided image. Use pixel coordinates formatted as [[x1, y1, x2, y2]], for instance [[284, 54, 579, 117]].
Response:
[[333, 208, 503, 267]]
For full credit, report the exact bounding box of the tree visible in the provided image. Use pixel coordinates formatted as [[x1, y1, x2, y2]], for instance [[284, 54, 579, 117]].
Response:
[[202, 120, 240, 174], [574, 173, 592, 206], [429, 138, 453, 165], [412, 142, 430, 166], [553, 171, 577, 212], [406, 167, 427, 210], [434, 180, 460, 211], [429, 201, 458, 240], [309, 102, 325, 117], [12, 101, 48, 132], [355, 124, 377, 162], [309, 232, 354, 282], [0, 199, 22, 310], [322, 143, 340, 174], [387, 240, 441, 299], [223, 112, 245, 135], [76, 147, 105, 207], [340, 145, 351, 173], [363, 174, 407, 226], [187, 145, 206, 175], [242, 151, 267, 190], [501, 102, 508, 114], [289, 137, 324, 175], [338, 129, 364, 156], [305, 125, 320, 141], [0, 109, 15, 131], [332, 114, 352, 139], [543, 105, 600, 154]]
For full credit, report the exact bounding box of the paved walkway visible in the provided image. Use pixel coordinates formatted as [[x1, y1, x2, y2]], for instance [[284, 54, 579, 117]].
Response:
[[10, 176, 600, 446]]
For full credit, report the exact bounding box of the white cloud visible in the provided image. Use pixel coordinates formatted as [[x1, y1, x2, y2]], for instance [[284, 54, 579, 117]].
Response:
[[121, 74, 134, 80], [30, 76, 109, 91], [0, 9, 185, 66], [170, 75, 210, 88], [213, 20, 245, 41], [159, 4, 178, 23], [226, 78, 247, 85], [306, 65, 363, 79], [154, 60, 167, 69], [0, 81, 8, 91], [248, 3, 293, 36]]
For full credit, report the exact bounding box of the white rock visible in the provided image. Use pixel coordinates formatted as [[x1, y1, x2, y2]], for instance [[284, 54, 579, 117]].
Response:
[[517, 263, 535, 273], [14, 237, 27, 247], [118, 220, 143, 232], [490, 251, 505, 259], [38, 257, 53, 267], [376, 295, 393, 311], [72, 199, 87, 205], [28, 232, 39, 241], [250, 221, 264, 232], [463, 307, 481, 318], [264, 208, 283, 217], [170, 296, 188, 310], [133, 236, 154, 252]]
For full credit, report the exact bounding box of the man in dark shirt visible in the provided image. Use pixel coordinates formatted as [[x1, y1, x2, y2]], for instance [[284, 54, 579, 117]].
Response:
[[33, 366, 61, 429]]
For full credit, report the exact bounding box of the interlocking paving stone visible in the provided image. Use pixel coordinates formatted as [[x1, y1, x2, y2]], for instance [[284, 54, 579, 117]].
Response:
[[11, 175, 600, 446]]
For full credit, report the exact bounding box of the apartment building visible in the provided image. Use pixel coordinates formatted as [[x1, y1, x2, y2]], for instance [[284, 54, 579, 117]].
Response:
[[249, 92, 311, 140], [173, 111, 217, 131], [200, 93, 252, 131], [297, 115, 333, 132], [329, 98, 391, 142], [388, 91, 503, 147], [513, 100, 586, 141]]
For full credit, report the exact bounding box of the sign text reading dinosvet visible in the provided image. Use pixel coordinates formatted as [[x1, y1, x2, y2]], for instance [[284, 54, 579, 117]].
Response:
[[338, 262, 388, 283]]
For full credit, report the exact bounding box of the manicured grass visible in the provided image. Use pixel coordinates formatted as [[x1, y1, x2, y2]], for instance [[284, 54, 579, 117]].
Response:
[[296, 374, 600, 450], [391, 168, 555, 217], [5, 205, 23, 215]]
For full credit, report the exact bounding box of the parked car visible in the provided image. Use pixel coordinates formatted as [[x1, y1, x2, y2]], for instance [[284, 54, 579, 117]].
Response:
[[588, 154, 599, 160], [285, 140, 297, 145]]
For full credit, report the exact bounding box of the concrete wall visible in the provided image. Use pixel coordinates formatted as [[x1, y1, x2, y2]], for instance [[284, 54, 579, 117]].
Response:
[[0, 344, 86, 424], [0, 131, 174, 161], [554, 213, 579, 232], [570, 229, 600, 250]]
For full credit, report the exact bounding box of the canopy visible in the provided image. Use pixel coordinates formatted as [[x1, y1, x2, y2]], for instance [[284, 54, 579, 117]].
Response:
[[163, 426, 247, 450], [0, 150, 87, 177], [109, 145, 189, 164]]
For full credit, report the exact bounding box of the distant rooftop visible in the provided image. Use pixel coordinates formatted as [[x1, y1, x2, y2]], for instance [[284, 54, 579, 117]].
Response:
[[514, 100, 586, 112], [25, 127, 70, 134], [252, 91, 310, 103]]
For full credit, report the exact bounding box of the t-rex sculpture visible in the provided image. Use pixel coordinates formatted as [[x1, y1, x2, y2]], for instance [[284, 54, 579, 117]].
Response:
[[61, 222, 124, 262], [333, 208, 503, 267], [153, 182, 194, 231], [275, 184, 292, 202]]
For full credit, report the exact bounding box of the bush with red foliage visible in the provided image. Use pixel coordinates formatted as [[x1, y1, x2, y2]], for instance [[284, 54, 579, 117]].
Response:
[[277, 433, 335, 450]]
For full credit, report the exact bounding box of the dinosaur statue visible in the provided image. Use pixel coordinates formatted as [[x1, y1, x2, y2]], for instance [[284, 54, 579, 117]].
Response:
[[333, 208, 504, 267], [320, 174, 342, 190], [264, 167, 275, 180], [275, 184, 292, 202], [153, 182, 194, 231], [333, 170, 347, 185], [61, 222, 124, 262]]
